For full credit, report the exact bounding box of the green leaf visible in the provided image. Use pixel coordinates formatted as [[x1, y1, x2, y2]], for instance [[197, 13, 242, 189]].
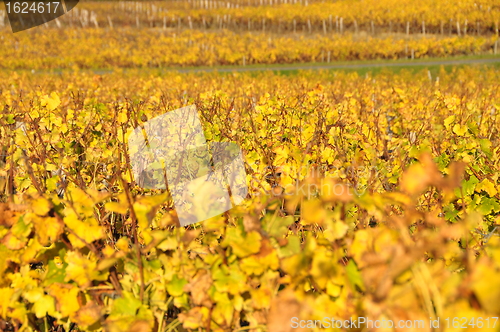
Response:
[[477, 197, 500, 215], [277, 236, 301, 258], [6, 114, 15, 124], [166, 275, 187, 297], [345, 260, 365, 292], [106, 292, 154, 332], [212, 266, 247, 295], [43, 259, 67, 286], [444, 203, 459, 222], [264, 215, 293, 238], [457, 175, 479, 197], [479, 139, 493, 157], [11, 215, 32, 238], [110, 291, 142, 317]]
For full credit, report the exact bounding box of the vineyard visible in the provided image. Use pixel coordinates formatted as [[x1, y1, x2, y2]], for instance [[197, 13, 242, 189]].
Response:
[[0, 67, 500, 331], [0, 0, 500, 331], [2, 0, 500, 35], [1, 0, 500, 69], [1, 29, 498, 69]]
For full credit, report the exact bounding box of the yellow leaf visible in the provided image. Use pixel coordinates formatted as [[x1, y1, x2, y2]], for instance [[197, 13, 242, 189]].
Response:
[[23, 287, 44, 303], [0, 287, 15, 318], [116, 237, 130, 253], [321, 146, 335, 163], [68, 187, 95, 216], [40, 92, 61, 111], [1, 232, 26, 250], [73, 302, 102, 329], [323, 220, 348, 241], [221, 228, 261, 258], [64, 251, 108, 287], [64, 210, 104, 248], [476, 179, 498, 197], [8, 302, 27, 323], [118, 111, 128, 124], [48, 283, 80, 318], [301, 199, 326, 225], [20, 238, 45, 263], [350, 229, 371, 268], [137, 191, 170, 207], [470, 263, 500, 314], [86, 188, 111, 204], [1, 216, 32, 250], [105, 201, 129, 214], [178, 307, 209, 330], [444, 115, 455, 130], [311, 249, 337, 289], [273, 146, 289, 164], [452, 123, 467, 136], [249, 287, 271, 309], [32, 294, 56, 318], [400, 155, 439, 195], [133, 202, 151, 231], [32, 216, 63, 246], [212, 292, 234, 325], [326, 280, 342, 297], [280, 253, 309, 278], [240, 250, 279, 276], [31, 197, 51, 216]]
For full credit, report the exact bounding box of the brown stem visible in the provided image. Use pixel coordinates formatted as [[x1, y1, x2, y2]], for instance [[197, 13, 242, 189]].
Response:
[[116, 160, 145, 302]]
